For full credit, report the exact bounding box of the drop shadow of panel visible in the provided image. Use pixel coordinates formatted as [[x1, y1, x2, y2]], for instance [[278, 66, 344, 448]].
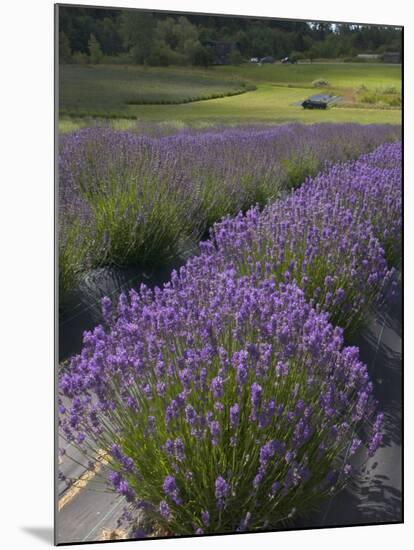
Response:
[[20, 526, 54, 544]]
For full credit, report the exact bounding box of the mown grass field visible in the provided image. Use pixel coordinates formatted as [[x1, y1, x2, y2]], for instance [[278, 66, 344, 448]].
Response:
[[59, 62, 402, 132], [217, 62, 402, 88]]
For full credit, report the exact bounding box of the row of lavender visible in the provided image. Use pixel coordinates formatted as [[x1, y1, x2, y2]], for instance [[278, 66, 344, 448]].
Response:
[[59, 142, 401, 537], [59, 123, 400, 301]]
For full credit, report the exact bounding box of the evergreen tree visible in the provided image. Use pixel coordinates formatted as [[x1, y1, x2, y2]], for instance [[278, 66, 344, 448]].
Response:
[[88, 34, 103, 64], [59, 31, 72, 64], [120, 12, 156, 63], [59, 7, 402, 66]]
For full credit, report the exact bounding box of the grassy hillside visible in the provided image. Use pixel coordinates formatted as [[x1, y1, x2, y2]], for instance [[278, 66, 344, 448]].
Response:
[[60, 65, 254, 115], [217, 62, 401, 89], [59, 62, 402, 131]]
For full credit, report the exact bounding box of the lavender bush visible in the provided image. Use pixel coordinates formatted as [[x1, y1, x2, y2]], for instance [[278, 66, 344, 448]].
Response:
[[59, 129, 198, 268], [58, 160, 94, 303], [208, 142, 401, 334], [59, 218, 89, 303], [158, 124, 400, 220], [306, 142, 402, 267], [58, 137, 400, 538], [59, 123, 400, 297], [59, 271, 382, 535]]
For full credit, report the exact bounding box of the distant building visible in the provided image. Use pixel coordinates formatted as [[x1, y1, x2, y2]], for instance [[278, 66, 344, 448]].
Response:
[[203, 40, 234, 65], [383, 51, 401, 63], [357, 54, 381, 60]]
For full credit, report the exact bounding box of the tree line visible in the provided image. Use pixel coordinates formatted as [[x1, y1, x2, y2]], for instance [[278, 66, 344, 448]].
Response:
[[59, 6, 402, 66]]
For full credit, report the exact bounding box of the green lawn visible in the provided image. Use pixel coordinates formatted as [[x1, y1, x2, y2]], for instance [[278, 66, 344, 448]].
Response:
[[216, 62, 402, 89], [59, 62, 402, 132]]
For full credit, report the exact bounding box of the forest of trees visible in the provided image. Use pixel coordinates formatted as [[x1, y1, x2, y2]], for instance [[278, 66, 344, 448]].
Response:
[[59, 6, 402, 66]]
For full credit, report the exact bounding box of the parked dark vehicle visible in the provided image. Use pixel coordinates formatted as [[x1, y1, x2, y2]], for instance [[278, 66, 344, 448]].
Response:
[[302, 94, 342, 109]]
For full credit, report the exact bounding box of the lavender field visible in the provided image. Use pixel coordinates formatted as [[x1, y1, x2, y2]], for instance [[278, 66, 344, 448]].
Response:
[[58, 129, 402, 539], [59, 123, 400, 302]]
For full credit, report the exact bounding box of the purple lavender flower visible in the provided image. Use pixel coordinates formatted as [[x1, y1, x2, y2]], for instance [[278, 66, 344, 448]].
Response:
[[211, 376, 224, 399], [201, 510, 210, 526], [175, 438, 185, 462], [163, 475, 181, 504], [215, 476, 230, 508], [209, 420, 221, 441], [109, 471, 122, 489], [349, 437, 361, 456], [130, 528, 146, 539], [185, 404, 197, 426], [368, 412, 385, 457], [258, 444, 271, 465], [230, 403, 240, 428], [237, 511, 252, 532], [251, 382, 263, 420], [110, 444, 135, 473], [270, 481, 282, 496], [118, 479, 136, 502], [159, 500, 171, 519]]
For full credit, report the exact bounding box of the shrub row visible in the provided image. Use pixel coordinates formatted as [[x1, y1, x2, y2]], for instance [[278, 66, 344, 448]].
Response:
[[59, 123, 401, 301], [126, 84, 257, 105], [59, 142, 401, 537], [205, 142, 401, 335]]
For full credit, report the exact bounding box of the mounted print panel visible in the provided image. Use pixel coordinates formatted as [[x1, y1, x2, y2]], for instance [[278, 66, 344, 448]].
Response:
[[55, 3, 402, 545]]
